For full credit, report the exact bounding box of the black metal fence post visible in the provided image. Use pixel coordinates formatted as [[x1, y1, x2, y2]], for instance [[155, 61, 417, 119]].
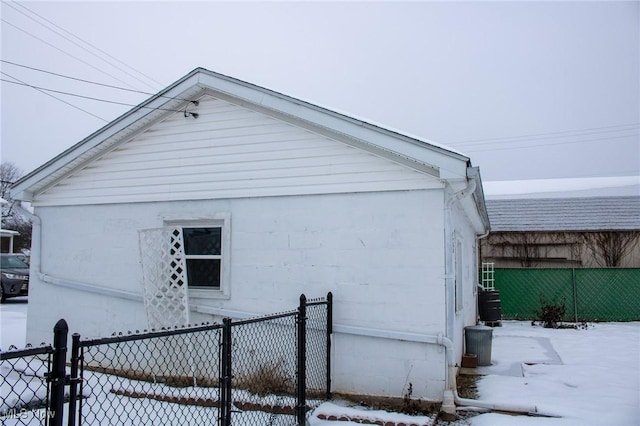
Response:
[[50, 319, 68, 426], [67, 333, 81, 426], [296, 294, 307, 426], [326, 291, 333, 400], [220, 317, 233, 426]]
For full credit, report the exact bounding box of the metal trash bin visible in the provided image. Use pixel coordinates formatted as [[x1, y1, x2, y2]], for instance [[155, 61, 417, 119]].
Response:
[[464, 325, 493, 366]]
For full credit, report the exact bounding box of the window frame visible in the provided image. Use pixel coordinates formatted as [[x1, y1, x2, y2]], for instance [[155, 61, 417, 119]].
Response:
[[163, 213, 231, 299], [454, 233, 464, 313]]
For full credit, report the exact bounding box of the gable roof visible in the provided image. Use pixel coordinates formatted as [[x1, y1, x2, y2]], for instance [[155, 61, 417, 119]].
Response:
[[12, 68, 474, 202], [487, 196, 640, 232]]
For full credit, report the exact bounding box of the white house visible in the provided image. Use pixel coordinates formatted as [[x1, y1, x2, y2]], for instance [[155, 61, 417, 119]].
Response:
[[11, 68, 489, 404], [1, 197, 19, 253]]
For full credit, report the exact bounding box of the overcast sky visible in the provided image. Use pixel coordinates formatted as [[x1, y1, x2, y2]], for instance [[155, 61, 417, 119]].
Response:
[[1, 1, 638, 186]]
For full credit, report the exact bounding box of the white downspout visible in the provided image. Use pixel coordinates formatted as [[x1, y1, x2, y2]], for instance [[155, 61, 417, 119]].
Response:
[[443, 177, 476, 363], [444, 175, 476, 354], [441, 178, 547, 416], [442, 177, 474, 415]]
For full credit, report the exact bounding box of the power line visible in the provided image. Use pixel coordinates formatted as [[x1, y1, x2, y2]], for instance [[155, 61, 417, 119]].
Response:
[[6, 0, 162, 90], [462, 133, 636, 153], [451, 125, 640, 148], [1, 76, 198, 116], [1, 72, 108, 122], [1, 18, 142, 91], [449, 123, 639, 146], [0, 60, 192, 102]]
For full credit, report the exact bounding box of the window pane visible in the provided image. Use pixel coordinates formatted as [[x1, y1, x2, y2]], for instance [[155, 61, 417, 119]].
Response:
[[186, 259, 221, 288], [183, 227, 221, 255]]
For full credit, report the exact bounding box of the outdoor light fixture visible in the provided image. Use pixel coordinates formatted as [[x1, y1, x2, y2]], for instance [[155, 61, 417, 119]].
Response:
[[184, 100, 199, 119]]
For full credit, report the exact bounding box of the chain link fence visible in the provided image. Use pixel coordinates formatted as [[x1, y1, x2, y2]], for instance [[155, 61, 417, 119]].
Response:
[[2, 293, 332, 426], [1, 345, 53, 425], [228, 312, 298, 425], [304, 298, 330, 400], [494, 268, 640, 321], [76, 324, 223, 426]]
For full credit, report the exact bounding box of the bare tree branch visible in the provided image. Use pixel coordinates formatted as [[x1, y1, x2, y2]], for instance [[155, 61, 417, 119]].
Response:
[[582, 231, 640, 267], [1, 161, 32, 253]]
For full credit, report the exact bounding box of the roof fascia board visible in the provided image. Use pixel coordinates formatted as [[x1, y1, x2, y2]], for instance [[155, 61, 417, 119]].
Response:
[[12, 72, 206, 201]]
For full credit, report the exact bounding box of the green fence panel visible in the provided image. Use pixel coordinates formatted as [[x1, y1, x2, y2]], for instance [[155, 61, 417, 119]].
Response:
[[494, 269, 574, 320], [492, 268, 640, 322], [575, 269, 640, 321]]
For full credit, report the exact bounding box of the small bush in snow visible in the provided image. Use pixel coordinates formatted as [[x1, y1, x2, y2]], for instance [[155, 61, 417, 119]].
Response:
[[534, 296, 566, 328]]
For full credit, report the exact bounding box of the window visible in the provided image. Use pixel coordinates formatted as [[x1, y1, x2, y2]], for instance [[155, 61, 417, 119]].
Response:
[[164, 213, 231, 299], [182, 227, 222, 288]]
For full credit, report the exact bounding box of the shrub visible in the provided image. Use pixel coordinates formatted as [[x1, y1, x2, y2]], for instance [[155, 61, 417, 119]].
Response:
[[534, 296, 566, 328]]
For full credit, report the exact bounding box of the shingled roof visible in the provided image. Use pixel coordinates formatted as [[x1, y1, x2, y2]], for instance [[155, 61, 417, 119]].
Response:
[[486, 196, 640, 232]]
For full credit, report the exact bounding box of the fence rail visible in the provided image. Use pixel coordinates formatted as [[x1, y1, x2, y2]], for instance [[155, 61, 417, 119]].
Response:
[[1, 293, 332, 426], [493, 268, 640, 321]]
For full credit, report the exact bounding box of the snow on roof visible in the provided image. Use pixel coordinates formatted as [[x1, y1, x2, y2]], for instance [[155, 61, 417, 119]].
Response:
[[484, 176, 640, 199], [487, 196, 640, 232]]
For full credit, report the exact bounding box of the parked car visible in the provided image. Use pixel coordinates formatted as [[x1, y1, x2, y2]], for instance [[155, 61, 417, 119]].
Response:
[[1, 253, 29, 302]]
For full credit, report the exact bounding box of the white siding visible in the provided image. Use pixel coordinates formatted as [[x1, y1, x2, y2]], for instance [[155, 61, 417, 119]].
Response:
[[34, 96, 441, 206]]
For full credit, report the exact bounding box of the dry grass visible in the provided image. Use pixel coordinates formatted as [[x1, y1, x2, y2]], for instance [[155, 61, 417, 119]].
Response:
[[233, 359, 295, 397], [456, 374, 479, 399]]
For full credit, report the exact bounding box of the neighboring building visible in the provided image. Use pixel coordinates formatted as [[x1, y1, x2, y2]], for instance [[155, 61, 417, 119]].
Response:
[[1, 197, 18, 253], [11, 68, 489, 402], [0, 229, 19, 253], [482, 196, 640, 268]]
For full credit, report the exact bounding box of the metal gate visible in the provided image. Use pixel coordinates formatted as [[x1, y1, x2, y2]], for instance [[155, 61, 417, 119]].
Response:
[[1, 293, 332, 426]]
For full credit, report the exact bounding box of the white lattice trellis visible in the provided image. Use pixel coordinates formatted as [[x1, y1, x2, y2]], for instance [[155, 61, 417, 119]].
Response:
[[138, 227, 190, 329], [481, 262, 495, 291]]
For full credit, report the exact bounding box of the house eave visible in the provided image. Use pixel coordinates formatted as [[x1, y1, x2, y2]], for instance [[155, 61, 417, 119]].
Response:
[[12, 67, 472, 201], [11, 70, 207, 201]]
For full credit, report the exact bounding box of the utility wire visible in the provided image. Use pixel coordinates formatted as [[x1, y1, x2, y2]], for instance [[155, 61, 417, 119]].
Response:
[[450, 123, 640, 146], [8, 69, 614, 152], [1, 76, 197, 115], [0, 59, 192, 102], [462, 133, 635, 153], [6, 0, 162, 90], [1, 18, 142, 91], [452, 125, 639, 147], [1, 72, 108, 122]]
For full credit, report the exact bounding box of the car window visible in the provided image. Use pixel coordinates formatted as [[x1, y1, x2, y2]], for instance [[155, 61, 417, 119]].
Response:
[[0, 256, 29, 269]]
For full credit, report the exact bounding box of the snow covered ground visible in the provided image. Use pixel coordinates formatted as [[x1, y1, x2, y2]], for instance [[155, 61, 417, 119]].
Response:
[[0, 297, 28, 350], [2, 300, 639, 425]]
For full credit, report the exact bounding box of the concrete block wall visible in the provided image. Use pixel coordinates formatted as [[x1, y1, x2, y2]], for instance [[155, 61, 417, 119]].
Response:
[[28, 188, 449, 399]]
